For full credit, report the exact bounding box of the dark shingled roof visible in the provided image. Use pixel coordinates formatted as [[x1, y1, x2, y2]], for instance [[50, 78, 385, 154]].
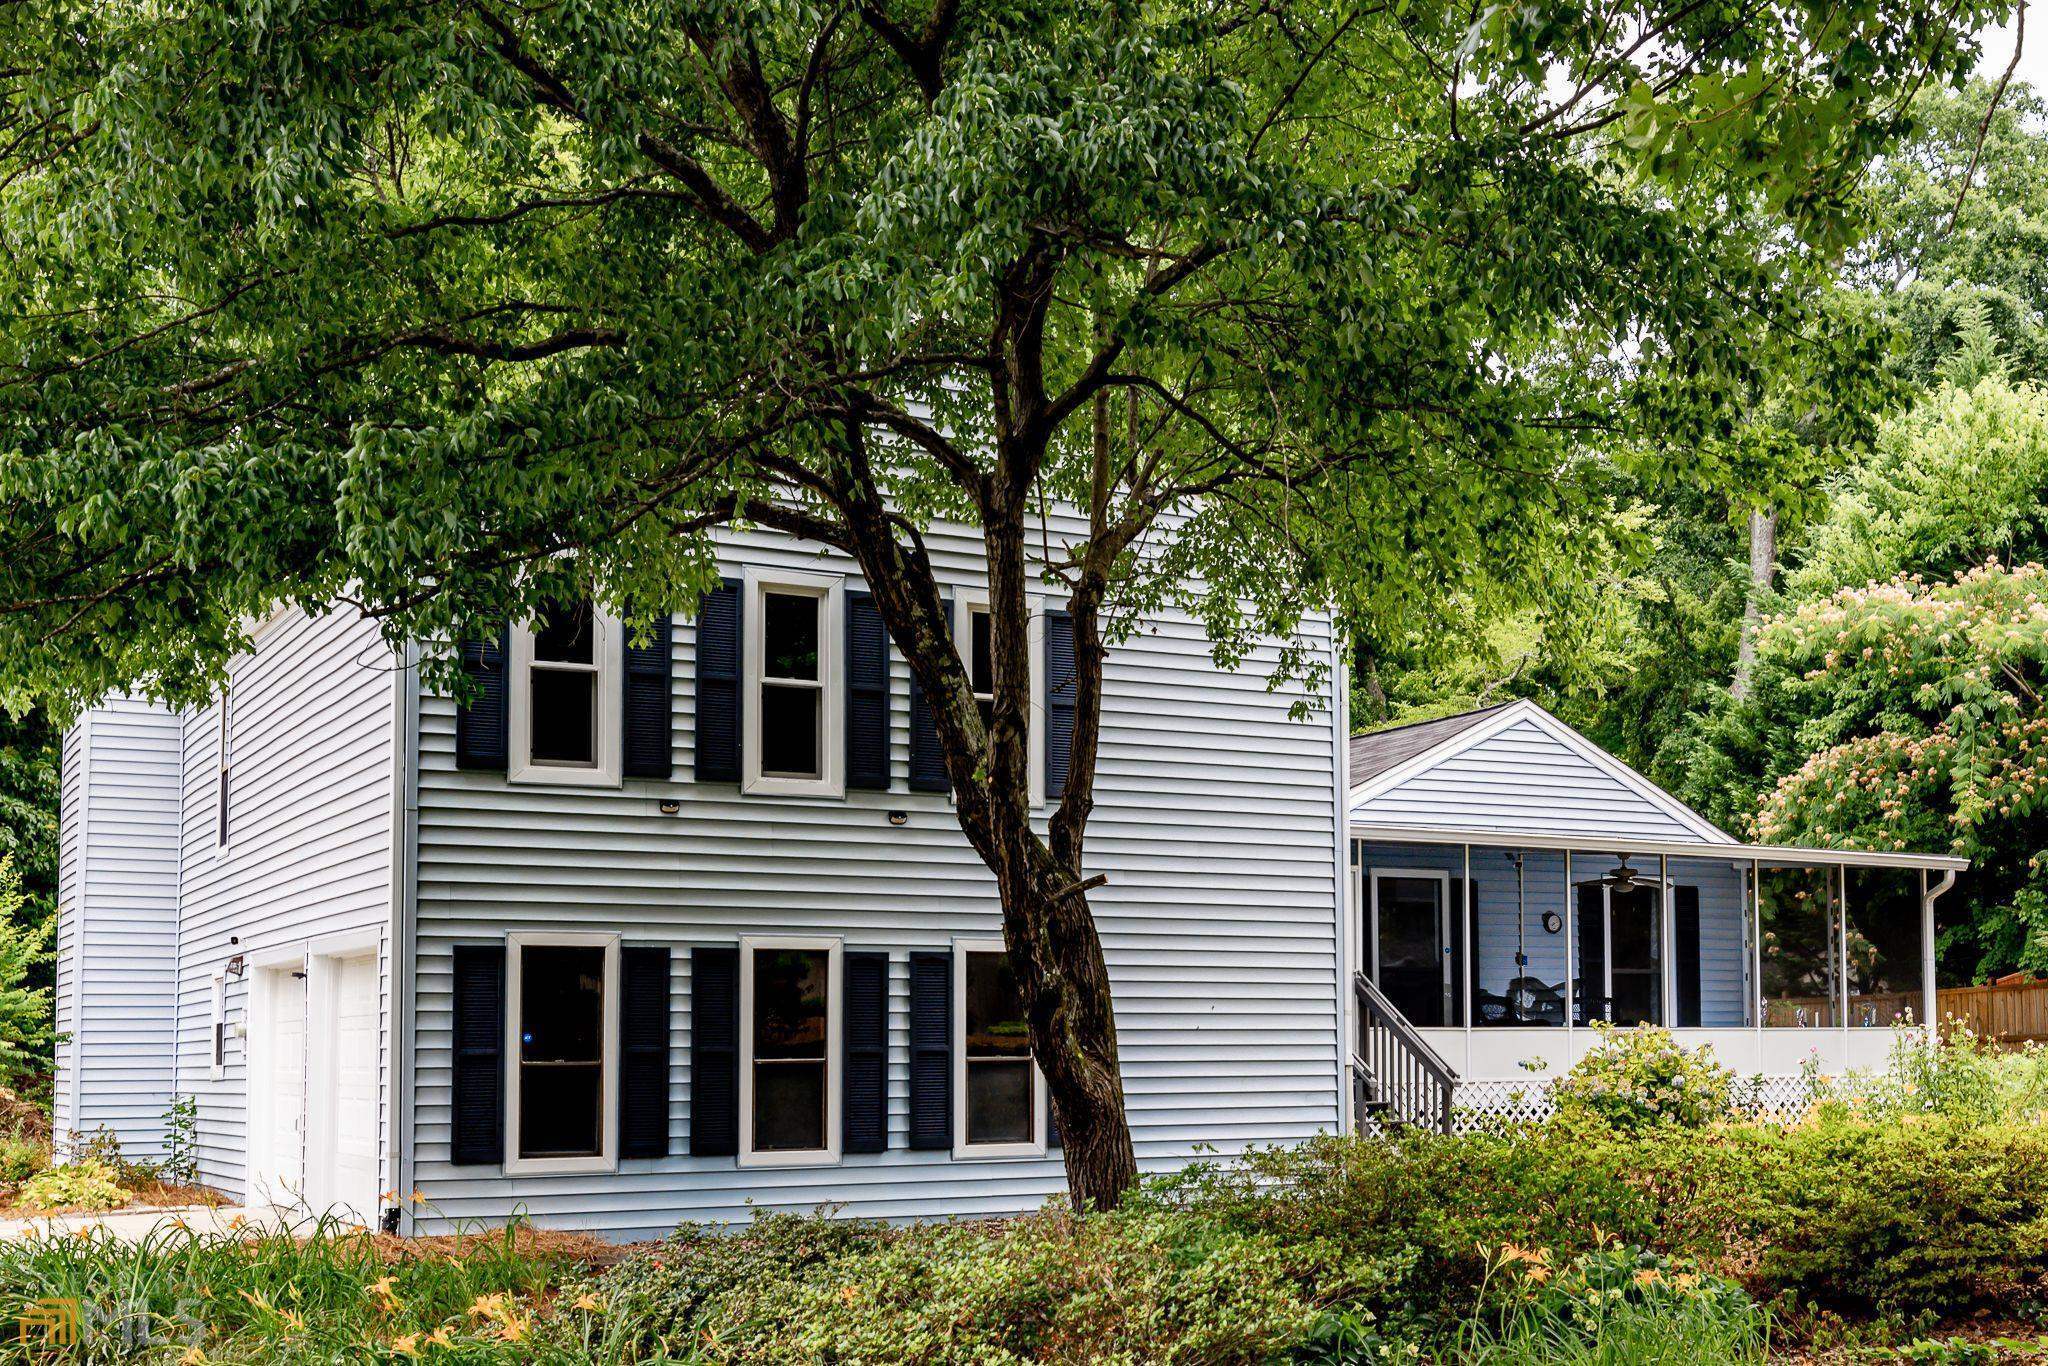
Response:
[[1348, 704, 1510, 788]]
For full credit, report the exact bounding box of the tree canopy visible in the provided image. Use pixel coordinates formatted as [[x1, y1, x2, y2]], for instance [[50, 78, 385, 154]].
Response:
[[0, 0, 2012, 1201]]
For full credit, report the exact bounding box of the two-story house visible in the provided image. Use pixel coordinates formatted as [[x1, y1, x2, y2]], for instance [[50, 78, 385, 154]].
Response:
[[54, 521, 1351, 1238]]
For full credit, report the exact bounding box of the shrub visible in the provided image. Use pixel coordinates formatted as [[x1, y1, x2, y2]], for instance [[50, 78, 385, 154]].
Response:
[[564, 1205, 1342, 1365], [0, 1134, 47, 1185], [17, 1159, 124, 1213], [1719, 1114, 2048, 1318], [1549, 1025, 1736, 1129]]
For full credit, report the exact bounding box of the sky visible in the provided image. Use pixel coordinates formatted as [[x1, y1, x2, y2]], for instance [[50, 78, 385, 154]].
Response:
[[1976, 13, 2046, 97]]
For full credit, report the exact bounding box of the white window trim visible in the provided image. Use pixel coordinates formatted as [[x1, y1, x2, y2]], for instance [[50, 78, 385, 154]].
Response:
[[503, 930, 621, 1176], [508, 607, 623, 787], [951, 937, 1047, 1160], [954, 595, 1046, 808], [742, 568, 845, 798], [738, 934, 843, 1167]]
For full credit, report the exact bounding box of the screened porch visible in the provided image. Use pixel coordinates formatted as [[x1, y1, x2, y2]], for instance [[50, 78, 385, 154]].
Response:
[[1351, 833, 1965, 1083]]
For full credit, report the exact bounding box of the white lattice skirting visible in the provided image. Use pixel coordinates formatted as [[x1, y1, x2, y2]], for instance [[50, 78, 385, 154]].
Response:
[[1450, 1073, 1823, 1133]]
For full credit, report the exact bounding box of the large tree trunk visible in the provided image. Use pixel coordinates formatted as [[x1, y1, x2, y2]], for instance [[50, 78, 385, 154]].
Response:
[[1733, 507, 1776, 700], [835, 464, 1139, 1213]]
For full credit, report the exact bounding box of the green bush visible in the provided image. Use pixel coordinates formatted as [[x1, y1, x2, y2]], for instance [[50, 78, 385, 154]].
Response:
[[559, 1205, 1343, 1365], [16, 1159, 124, 1213], [1549, 1025, 1736, 1129], [0, 1134, 47, 1185]]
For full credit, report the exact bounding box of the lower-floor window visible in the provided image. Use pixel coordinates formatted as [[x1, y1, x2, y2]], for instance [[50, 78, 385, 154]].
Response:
[[741, 936, 842, 1165], [507, 932, 619, 1173], [954, 939, 1044, 1157]]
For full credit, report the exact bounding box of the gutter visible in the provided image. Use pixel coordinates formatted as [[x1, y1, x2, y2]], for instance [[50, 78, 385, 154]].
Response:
[[1921, 867, 1958, 1049]]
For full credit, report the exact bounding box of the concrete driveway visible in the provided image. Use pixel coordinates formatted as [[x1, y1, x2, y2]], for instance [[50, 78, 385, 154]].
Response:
[[0, 1205, 306, 1243]]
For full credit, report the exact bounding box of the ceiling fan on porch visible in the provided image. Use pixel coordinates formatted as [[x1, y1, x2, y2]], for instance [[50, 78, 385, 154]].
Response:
[[1575, 857, 1650, 893]]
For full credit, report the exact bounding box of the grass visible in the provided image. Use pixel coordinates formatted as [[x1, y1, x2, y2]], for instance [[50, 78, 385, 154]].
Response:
[[0, 1214, 601, 1362], [1454, 1290, 1774, 1364]]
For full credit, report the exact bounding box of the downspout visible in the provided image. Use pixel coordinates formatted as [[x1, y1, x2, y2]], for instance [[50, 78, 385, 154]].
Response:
[[387, 641, 422, 1231], [1332, 631, 1352, 1133], [1922, 868, 1957, 1051]]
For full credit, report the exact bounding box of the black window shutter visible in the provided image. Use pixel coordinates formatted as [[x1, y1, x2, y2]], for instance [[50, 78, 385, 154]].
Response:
[[1576, 886, 1606, 1024], [843, 951, 889, 1153], [1044, 609, 1077, 800], [694, 581, 743, 783], [907, 950, 952, 1149], [455, 624, 511, 772], [689, 946, 740, 1156], [845, 592, 891, 791], [1675, 886, 1702, 1028], [450, 944, 506, 1165], [620, 947, 671, 1158], [1047, 1091, 1062, 1151], [908, 597, 952, 793], [622, 617, 674, 780]]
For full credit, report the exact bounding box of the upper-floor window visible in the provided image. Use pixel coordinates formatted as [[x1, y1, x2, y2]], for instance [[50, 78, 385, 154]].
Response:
[[510, 600, 621, 786], [504, 930, 619, 1175], [742, 570, 843, 797], [952, 941, 1045, 1157], [739, 935, 842, 1166], [954, 598, 1045, 805]]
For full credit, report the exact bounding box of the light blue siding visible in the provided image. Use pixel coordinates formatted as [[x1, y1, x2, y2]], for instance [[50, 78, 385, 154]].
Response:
[[408, 524, 1345, 1238], [55, 699, 183, 1159], [1353, 714, 1716, 843], [173, 610, 398, 1198]]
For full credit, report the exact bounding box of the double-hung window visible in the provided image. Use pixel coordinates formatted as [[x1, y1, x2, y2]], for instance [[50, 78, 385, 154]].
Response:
[[510, 600, 621, 786], [742, 570, 843, 797], [505, 931, 619, 1174], [739, 935, 842, 1165], [954, 599, 1044, 804], [953, 939, 1045, 1158]]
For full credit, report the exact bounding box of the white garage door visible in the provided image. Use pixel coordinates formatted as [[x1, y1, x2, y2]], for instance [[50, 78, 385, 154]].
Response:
[[325, 953, 380, 1222]]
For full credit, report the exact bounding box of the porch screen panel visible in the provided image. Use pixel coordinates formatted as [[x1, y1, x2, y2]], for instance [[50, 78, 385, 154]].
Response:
[[1668, 857, 1749, 1027], [1843, 868, 1923, 1028], [1759, 866, 1836, 1028], [1472, 847, 1571, 1028]]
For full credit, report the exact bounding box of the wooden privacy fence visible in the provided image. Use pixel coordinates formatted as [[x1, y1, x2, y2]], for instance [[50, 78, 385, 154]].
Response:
[[1938, 975, 2048, 1044], [1763, 975, 2048, 1042]]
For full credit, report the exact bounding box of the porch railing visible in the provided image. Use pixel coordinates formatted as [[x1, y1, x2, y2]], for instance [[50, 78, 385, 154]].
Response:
[[1353, 972, 1456, 1135]]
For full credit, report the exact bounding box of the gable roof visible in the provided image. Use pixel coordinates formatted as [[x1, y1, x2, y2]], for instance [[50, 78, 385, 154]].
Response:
[[1349, 699, 1735, 846], [1348, 705, 1509, 785]]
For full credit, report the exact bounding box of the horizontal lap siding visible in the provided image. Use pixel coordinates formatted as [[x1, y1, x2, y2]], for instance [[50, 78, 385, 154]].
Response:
[[1356, 718, 1703, 842], [175, 612, 397, 1199], [55, 701, 183, 1156], [411, 528, 1342, 1237]]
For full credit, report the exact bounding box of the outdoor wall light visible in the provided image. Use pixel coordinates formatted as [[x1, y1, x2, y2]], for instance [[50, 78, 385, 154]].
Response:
[[224, 953, 247, 978], [888, 810, 909, 827]]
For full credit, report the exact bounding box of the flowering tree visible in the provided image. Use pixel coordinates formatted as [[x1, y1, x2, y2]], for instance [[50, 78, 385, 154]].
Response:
[[1754, 563, 2048, 976]]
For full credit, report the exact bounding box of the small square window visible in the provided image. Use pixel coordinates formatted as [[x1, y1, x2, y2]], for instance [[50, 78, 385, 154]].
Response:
[[763, 593, 820, 682]]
